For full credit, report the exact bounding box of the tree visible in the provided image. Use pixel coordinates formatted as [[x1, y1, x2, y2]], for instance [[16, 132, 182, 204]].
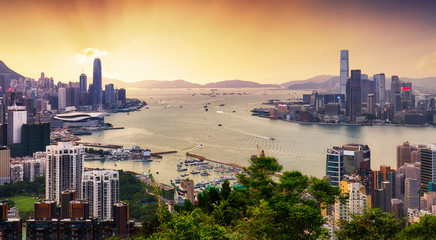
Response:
[[397, 214, 436, 240], [336, 208, 403, 240]]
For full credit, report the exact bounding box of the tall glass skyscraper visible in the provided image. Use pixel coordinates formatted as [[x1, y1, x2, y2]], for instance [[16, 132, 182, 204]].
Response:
[[340, 50, 349, 96], [373, 73, 386, 109], [79, 73, 87, 93], [92, 58, 102, 110]]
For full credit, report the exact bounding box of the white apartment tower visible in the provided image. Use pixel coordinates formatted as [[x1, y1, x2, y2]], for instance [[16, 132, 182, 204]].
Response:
[[82, 170, 119, 219], [334, 180, 369, 229], [45, 141, 84, 204], [340, 50, 349, 96]]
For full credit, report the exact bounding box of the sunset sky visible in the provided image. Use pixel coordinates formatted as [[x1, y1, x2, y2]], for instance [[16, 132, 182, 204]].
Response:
[[1, 0, 436, 84]]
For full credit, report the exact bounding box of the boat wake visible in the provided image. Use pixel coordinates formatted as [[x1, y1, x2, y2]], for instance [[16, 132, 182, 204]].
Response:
[[181, 144, 204, 151]]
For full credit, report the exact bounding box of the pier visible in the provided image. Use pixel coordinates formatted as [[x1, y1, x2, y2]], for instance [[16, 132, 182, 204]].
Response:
[[75, 142, 123, 149], [186, 152, 282, 177], [151, 151, 178, 158]]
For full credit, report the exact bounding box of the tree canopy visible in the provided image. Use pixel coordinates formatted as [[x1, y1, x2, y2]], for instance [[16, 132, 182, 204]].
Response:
[[137, 156, 342, 240]]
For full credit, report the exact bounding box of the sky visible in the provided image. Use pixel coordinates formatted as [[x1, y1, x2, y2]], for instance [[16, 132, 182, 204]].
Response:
[[1, 0, 436, 84]]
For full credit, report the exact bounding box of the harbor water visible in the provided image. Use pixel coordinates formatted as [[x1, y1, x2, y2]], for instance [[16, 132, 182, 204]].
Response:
[[82, 88, 436, 185]]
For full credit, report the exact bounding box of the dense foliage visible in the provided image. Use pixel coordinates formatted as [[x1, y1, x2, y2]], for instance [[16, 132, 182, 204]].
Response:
[[136, 156, 343, 240], [85, 147, 112, 156], [0, 176, 45, 198]]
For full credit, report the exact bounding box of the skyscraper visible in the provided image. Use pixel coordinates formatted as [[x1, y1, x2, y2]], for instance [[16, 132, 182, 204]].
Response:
[[58, 87, 66, 110], [404, 178, 419, 209], [346, 70, 362, 121], [79, 73, 87, 93], [45, 141, 84, 204], [0, 146, 10, 185], [420, 145, 436, 196], [326, 147, 344, 187], [82, 170, 119, 220], [340, 50, 349, 97], [374, 73, 386, 109], [92, 58, 102, 110], [367, 94, 375, 115], [104, 84, 115, 104], [7, 105, 27, 145]]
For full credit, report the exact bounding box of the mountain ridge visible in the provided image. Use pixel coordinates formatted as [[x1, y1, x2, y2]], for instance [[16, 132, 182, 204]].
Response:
[[2, 60, 436, 90]]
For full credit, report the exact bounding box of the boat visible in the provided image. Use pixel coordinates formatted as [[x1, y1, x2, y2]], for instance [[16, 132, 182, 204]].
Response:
[[200, 171, 210, 176], [219, 104, 225, 106], [177, 168, 188, 172], [191, 169, 201, 174]]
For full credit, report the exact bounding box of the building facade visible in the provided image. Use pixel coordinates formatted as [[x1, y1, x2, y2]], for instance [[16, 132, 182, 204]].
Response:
[[82, 170, 119, 220], [45, 141, 85, 203]]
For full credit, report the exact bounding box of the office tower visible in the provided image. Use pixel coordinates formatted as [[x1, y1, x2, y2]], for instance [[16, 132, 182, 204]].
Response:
[[346, 70, 362, 121], [66, 87, 80, 107], [23, 97, 34, 118], [34, 200, 57, 219], [61, 190, 77, 219], [105, 84, 115, 104], [367, 94, 375, 115], [82, 169, 119, 219], [420, 145, 436, 196], [0, 146, 10, 185], [374, 181, 392, 212], [342, 143, 371, 174], [79, 73, 87, 93], [7, 105, 27, 145], [113, 202, 130, 239], [9, 122, 51, 158], [340, 50, 349, 96], [400, 83, 413, 110], [118, 88, 126, 103], [92, 58, 102, 110], [374, 73, 386, 109], [46, 141, 85, 203], [404, 178, 419, 209], [397, 141, 416, 169], [69, 200, 90, 219], [326, 147, 344, 187], [58, 87, 66, 110], [360, 77, 375, 104], [334, 180, 369, 227], [374, 165, 396, 199]]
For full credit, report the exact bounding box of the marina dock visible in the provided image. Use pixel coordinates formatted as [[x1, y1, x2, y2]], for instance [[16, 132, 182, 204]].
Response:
[[186, 152, 282, 177]]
